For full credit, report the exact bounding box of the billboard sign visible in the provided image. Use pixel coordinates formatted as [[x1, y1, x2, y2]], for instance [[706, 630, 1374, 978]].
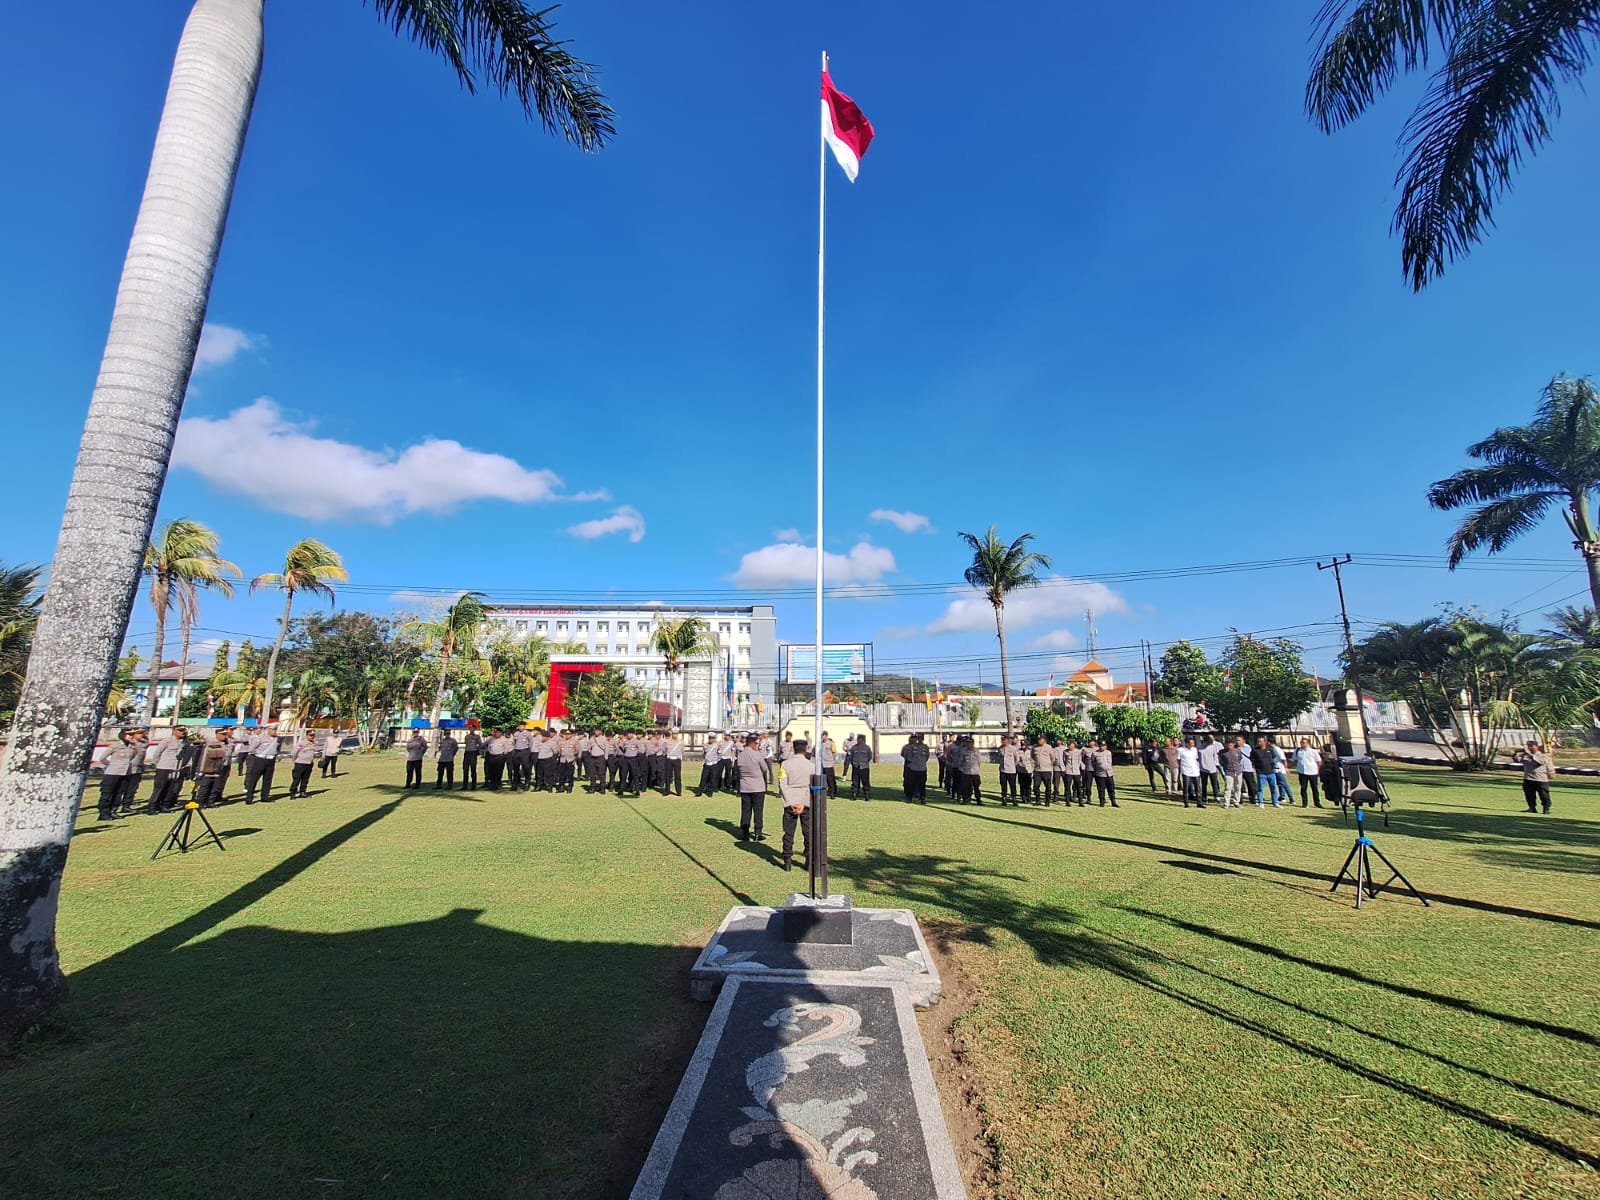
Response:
[[785, 644, 868, 684]]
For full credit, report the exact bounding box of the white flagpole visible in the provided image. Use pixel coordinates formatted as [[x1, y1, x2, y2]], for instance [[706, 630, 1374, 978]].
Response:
[[813, 49, 829, 899]]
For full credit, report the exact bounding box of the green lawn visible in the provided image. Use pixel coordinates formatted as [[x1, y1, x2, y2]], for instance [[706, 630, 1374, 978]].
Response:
[[2, 755, 1596, 1199]]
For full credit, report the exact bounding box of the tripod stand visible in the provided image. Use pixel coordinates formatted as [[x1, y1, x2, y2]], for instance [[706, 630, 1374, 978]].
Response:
[[1330, 805, 1427, 909], [152, 801, 226, 860]]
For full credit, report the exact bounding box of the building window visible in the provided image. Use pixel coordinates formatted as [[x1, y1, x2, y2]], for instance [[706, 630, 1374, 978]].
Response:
[[719, 622, 731, 634], [576, 621, 588, 632], [617, 621, 630, 632], [556, 621, 568, 635], [739, 623, 751, 635], [536, 621, 548, 634], [515, 620, 527, 632], [596, 621, 608, 632]]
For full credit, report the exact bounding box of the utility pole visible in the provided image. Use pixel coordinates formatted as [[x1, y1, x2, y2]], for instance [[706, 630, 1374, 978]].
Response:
[[1140, 639, 1154, 711], [1317, 555, 1371, 755]]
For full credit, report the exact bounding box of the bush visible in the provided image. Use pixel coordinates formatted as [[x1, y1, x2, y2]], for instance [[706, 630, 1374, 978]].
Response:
[[1022, 707, 1094, 744], [1088, 704, 1180, 748]]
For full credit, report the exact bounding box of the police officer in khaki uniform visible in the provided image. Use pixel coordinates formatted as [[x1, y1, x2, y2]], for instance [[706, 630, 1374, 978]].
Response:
[[97, 729, 144, 820]]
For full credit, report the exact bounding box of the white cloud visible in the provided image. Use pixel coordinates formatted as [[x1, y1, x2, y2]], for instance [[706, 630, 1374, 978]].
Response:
[[774, 527, 804, 542], [1029, 628, 1081, 650], [729, 540, 896, 588], [870, 508, 933, 534], [927, 576, 1128, 635], [567, 505, 645, 543], [194, 323, 258, 371], [172, 398, 587, 522]]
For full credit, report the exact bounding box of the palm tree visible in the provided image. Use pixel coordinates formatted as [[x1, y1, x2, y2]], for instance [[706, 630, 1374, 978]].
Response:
[[1306, 1, 1597, 290], [957, 526, 1053, 736], [1542, 604, 1600, 648], [0, 0, 611, 1038], [290, 668, 341, 728], [409, 592, 487, 740], [252, 539, 347, 730], [211, 665, 269, 721], [141, 519, 240, 725], [0, 563, 43, 717], [651, 615, 714, 728], [1428, 377, 1600, 610]]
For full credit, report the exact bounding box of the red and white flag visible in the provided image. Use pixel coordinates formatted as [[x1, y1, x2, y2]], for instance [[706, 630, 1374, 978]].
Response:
[[821, 63, 874, 182]]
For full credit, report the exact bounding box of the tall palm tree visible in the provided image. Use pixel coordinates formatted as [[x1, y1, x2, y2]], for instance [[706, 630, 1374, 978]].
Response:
[[252, 539, 347, 730], [1306, 0, 1597, 290], [0, 564, 43, 717], [1542, 604, 1600, 648], [142, 519, 240, 725], [211, 664, 269, 721], [651, 615, 714, 728], [406, 591, 486, 740], [290, 668, 341, 728], [1428, 376, 1600, 610], [0, 0, 611, 1037], [957, 526, 1053, 736]]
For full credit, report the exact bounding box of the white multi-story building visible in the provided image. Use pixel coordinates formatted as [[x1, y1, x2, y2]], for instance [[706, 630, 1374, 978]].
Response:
[[482, 603, 777, 729]]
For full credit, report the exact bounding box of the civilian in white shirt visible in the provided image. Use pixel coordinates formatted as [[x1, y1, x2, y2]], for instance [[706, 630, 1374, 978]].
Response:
[[1176, 737, 1204, 808], [1293, 738, 1324, 807]]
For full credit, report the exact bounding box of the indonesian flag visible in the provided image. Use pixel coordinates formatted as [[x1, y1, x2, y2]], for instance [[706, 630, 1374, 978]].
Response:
[[821, 62, 874, 182]]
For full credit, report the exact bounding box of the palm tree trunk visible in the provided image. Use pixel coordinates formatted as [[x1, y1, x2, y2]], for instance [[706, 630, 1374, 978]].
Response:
[[262, 589, 294, 731], [429, 632, 452, 745], [995, 603, 1013, 735], [174, 617, 193, 726], [0, 0, 262, 1040], [142, 601, 169, 726]]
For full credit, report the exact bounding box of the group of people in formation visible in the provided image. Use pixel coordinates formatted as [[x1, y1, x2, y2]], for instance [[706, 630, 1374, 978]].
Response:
[[94, 725, 345, 820], [697, 730, 881, 800], [1144, 733, 1335, 808], [403, 728, 687, 795], [712, 733, 822, 872], [983, 735, 1122, 807]]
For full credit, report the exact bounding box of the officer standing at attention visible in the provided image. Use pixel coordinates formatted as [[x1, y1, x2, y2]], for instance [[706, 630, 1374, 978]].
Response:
[[288, 733, 317, 797], [485, 728, 509, 791], [193, 731, 231, 808], [697, 735, 720, 796], [321, 730, 342, 778], [1032, 737, 1055, 804], [509, 726, 531, 791], [1015, 737, 1032, 803], [536, 729, 558, 791], [243, 727, 279, 804], [902, 732, 931, 803], [664, 730, 684, 795], [436, 730, 459, 789], [736, 734, 771, 842], [404, 730, 428, 789], [148, 727, 188, 814], [1092, 740, 1119, 807], [559, 731, 580, 792], [849, 735, 876, 800], [819, 732, 838, 798], [586, 729, 609, 792], [461, 727, 482, 790], [998, 735, 1019, 804], [97, 729, 144, 820], [779, 738, 815, 872]]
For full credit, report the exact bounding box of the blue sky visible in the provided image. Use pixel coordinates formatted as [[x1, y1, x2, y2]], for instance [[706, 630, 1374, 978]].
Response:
[[5, 1, 1600, 693]]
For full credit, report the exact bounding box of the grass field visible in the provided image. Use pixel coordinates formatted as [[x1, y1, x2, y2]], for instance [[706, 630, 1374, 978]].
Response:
[[2, 754, 1596, 1199]]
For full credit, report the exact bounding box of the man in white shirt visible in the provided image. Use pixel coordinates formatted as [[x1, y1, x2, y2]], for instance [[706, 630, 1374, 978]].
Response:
[[1198, 735, 1223, 804], [1176, 737, 1204, 808], [1293, 738, 1324, 807]]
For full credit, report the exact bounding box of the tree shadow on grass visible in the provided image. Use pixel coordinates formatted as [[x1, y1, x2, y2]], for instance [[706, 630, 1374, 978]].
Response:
[[832, 847, 1600, 1171], [2, 798, 704, 1199], [1304, 804, 1600, 852], [933, 805, 1600, 931]]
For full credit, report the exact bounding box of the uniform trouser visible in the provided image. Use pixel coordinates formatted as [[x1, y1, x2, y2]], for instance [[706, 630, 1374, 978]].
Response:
[[851, 768, 870, 798], [1202, 770, 1221, 799], [150, 768, 182, 812], [1077, 774, 1094, 802], [485, 754, 506, 789], [1523, 779, 1551, 811], [244, 757, 275, 801], [462, 752, 479, 788], [1297, 773, 1320, 804], [963, 772, 981, 803], [1095, 775, 1116, 805], [587, 757, 605, 789], [649, 755, 665, 790], [739, 792, 766, 837], [824, 767, 838, 797], [537, 757, 554, 790], [437, 761, 455, 787], [782, 805, 812, 864], [1034, 770, 1054, 800], [1224, 773, 1245, 805], [905, 768, 928, 802], [665, 760, 682, 793], [626, 758, 643, 792], [321, 754, 338, 777], [405, 760, 424, 788], [1016, 769, 1031, 801], [560, 760, 576, 790], [936, 760, 947, 789], [98, 774, 125, 817], [697, 762, 716, 794], [999, 771, 1016, 800], [608, 756, 623, 788], [193, 774, 222, 807], [291, 762, 313, 795]]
